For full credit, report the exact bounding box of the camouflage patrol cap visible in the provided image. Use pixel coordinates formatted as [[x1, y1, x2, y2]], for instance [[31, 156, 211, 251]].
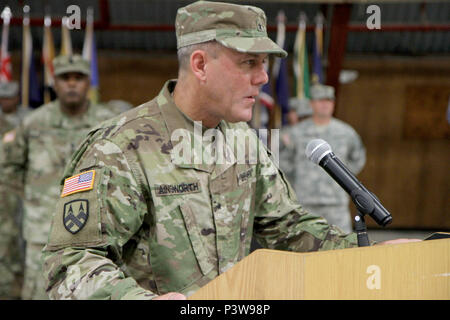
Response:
[[53, 54, 90, 77], [0, 81, 19, 98], [175, 1, 287, 58], [289, 97, 312, 116], [310, 84, 335, 100]]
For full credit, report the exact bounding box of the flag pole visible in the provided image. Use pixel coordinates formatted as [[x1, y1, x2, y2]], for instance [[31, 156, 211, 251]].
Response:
[[43, 11, 55, 103]]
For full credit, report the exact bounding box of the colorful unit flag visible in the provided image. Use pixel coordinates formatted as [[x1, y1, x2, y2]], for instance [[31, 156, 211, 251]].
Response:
[[273, 11, 289, 126], [60, 16, 73, 56], [21, 5, 42, 108], [82, 7, 100, 103], [1, 6, 12, 82], [259, 60, 274, 110], [312, 13, 324, 84], [61, 170, 96, 197], [252, 59, 272, 129], [293, 12, 310, 99]]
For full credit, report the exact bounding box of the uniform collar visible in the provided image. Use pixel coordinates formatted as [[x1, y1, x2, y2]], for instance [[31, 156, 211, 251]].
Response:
[[158, 80, 236, 174], [159, 80, 198, 138]]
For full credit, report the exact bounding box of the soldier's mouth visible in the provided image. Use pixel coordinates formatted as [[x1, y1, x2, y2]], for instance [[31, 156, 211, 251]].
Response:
[[244, 97, 256, 104], [245, 92, 259, 102]]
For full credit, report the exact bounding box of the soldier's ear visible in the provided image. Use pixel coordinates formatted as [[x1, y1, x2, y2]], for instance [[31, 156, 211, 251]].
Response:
[[190, 50, 208, 82]]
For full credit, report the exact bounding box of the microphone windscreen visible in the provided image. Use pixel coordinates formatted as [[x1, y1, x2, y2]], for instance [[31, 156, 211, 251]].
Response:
[[305, 139, 332, 164]]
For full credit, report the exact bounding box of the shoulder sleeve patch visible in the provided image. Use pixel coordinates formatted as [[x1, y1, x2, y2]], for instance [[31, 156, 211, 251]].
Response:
[[47, 168, 106, 250]]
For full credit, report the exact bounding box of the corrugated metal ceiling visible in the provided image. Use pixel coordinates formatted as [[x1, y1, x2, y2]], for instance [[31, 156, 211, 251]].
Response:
[[2, 0, 449, 55]]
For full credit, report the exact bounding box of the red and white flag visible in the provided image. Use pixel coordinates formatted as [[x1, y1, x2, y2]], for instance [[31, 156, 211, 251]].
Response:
[[1, 6, 12, 82]]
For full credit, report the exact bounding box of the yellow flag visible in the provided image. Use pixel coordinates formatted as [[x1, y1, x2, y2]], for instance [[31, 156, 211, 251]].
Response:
[[60, 17, 73, 56]]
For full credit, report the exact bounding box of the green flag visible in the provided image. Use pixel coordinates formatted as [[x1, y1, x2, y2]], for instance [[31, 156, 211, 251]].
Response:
[[293, 13, 310, 99]]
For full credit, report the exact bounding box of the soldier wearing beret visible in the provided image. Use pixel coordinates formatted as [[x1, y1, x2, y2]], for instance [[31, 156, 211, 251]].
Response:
[[42, 1, 419, 300], [281, 83, 366, 233], [0, 55, 117, 299], [0, 81, 28, 299]]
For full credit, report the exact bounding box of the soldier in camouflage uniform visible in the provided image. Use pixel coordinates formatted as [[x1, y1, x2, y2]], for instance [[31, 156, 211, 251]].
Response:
[[0, 55, 118, 299], [0, 81, 28, 299], [280, 84, 366, 233], [0, 81, 29, 129], [42, 1, 361, 300], [279, 97, 311, 185]]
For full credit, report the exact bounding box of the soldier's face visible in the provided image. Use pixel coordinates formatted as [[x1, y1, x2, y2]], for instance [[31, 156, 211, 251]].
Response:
[[310, 99, 335, 118], [0, 96, 19, 114], [54, 72, 90, 108], [287, 110, 299, 125], [204, 47, 269, 123]]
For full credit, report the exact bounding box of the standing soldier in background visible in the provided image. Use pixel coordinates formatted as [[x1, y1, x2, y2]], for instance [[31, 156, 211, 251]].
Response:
[[0, 81, 28, 129], [282, 84, 366, 233], [0, 55, 117, 299], [279, 97, 311, 185], [0, 81, 28, 299]]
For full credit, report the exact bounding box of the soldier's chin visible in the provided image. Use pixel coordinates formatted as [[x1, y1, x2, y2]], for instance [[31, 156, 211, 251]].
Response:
[[62, 98, 83, 109], [234, 110, 253, 123], [242, 105, 254, 122]]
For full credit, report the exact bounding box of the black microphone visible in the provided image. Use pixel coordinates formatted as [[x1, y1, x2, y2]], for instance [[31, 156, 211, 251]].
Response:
[[305, 139, 392, 227]]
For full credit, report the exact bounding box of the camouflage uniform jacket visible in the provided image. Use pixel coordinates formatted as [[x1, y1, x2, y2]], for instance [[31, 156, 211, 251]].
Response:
[[280, 118, 366, 206], [0, 107, 29, 281], [0, 100, 116, 244], [1, 106, 29, 134], [1, 106, 30, 244], [43, 80, 357, 300]]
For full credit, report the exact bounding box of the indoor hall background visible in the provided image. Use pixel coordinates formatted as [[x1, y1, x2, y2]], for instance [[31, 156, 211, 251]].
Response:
[[4, 0, 450, 236]]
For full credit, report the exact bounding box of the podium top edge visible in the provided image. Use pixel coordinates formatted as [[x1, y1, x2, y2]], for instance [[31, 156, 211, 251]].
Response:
[[250, 238, 450, 257]]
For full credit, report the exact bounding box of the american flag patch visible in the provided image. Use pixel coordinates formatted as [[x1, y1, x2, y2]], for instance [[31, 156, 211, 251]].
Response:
[[61, 170, 96, 198]]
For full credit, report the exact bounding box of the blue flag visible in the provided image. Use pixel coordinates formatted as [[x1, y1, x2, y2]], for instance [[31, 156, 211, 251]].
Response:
[[82, 7, 100, 103], [275, 54, 289, 125], [28, 54, 42, 108], [90, 32, 99, 89], [312, 14, 324, 84], [273, 11, 290, 125], [21, 10, 42, 109]]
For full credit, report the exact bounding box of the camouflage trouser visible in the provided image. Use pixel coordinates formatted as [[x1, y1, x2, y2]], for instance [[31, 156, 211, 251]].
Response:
[[302, 204, 353, 234], [21, 242, 49, 300], [0, 241, 24, 299], [0, 192, 24, 299]]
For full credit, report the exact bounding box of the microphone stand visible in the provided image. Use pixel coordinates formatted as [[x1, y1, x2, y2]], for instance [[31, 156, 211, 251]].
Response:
[[354, 213, 370, 247], [350, 189, 376, 247]]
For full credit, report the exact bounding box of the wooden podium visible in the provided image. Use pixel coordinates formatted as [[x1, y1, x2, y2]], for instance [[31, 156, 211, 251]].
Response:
[[189, 239, 449, 300]]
